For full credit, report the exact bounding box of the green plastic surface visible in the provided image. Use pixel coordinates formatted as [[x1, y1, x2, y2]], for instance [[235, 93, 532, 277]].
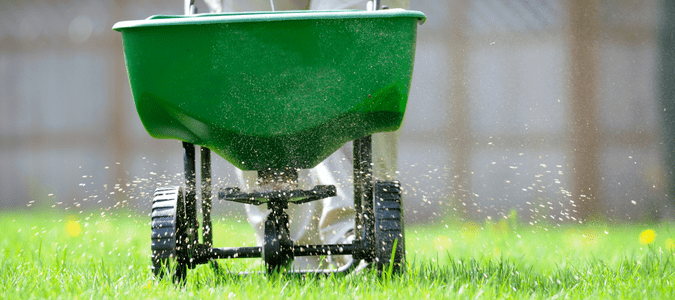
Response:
[[114, 10, 425, 170]]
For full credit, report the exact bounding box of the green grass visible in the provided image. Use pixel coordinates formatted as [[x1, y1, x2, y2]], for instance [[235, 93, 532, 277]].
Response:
[[2, 209, 675, 299]]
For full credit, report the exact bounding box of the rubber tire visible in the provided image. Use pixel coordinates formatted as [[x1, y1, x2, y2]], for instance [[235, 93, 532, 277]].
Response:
[[150, 186, 188, 281], [263, 210, 294, 274], [374, 181, 406, 273]]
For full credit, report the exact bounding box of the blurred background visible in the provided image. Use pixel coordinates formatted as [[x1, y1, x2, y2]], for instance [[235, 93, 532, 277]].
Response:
[[1, 0, 673, 224]]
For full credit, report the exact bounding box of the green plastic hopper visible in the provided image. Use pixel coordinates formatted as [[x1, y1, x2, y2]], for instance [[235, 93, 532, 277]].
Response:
[[113, 10, 426, 170]]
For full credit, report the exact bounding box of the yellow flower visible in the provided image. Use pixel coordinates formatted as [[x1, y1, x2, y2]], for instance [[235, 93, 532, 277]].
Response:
[[666, 238, 675, 251], [639, 229, 656, 245], [65, 215, 81, 237]]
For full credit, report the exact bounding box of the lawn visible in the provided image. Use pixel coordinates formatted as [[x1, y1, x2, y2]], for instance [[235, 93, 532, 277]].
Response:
[[1, 208, 675, 299]]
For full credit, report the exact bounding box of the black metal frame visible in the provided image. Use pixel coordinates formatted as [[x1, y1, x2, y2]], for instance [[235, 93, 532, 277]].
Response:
[[179, 135, 375, 275], [164, 0, 393, 277], [353, 135, 375, 261], [218, 185, 337, 205]]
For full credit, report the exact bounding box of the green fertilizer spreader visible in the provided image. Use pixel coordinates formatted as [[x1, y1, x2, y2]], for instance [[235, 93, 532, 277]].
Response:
[[114, 7, 425, 280]]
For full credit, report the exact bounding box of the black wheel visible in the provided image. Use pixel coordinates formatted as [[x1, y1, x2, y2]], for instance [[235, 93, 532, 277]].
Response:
[[150, 186, 188, 281], [262, 209, 294, 273], [374, 181, 405, 273]]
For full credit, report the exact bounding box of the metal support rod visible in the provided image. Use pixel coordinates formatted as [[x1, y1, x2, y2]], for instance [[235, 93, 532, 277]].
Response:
[[353, 135, 374, 260], [373, 0, 381, 10], [184, 0, 196, 15], [182, 142, 199, 243], [200, 147, 213, 247], [353, 139, 363, 240], [209, 259, 355, 276], [199, 243, 354, 260], [293, 243, 354, 257], [206, 247, 262, 259], [367, 0, 381, 11]]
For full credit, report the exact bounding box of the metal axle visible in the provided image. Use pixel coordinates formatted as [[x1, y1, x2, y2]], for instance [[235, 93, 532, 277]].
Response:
[[192, 243, 355, 261]]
